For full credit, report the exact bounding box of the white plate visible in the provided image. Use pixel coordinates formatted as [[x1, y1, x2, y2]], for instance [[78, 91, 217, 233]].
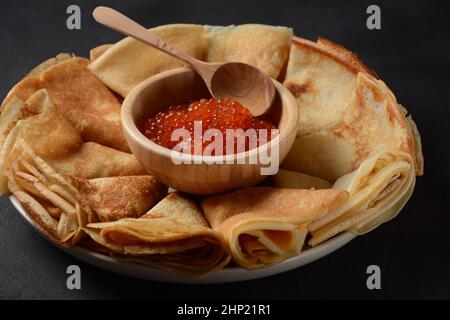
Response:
[[10, 195, 355, 284]]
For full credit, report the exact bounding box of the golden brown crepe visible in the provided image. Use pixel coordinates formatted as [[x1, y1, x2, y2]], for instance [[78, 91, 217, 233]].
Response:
[[204, 24, 293, 79], [66, 175, 167, 222], [85, 192, 230, 278], [8, 142, 91, 245], [0, 90, 145, 195], [25, 53, 74, 78], [0, 53, 73, 112], [201, 188, 348, 269], [88, 24, 205, 97], [2, 56, 129, 152], [7, 142, 165, 246], [40, 57, 129, 152]]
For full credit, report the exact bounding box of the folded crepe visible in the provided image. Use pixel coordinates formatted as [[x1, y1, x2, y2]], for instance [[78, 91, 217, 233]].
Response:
[[0, 89, 145, 195], [201, 187, 348, 269], [65, 175, 167, 222], [204, 24, 293, 79], [0, 53, 73, 112], [282, 57, 421, 181], [84, 192, 230, 278], [39, 57, 129, 151], [280, 37, 423, 244], [1, 56, 129, 152], [90, 44, 112, 61], [7, 142, 165, 246], [283, 37, 370, 138], [88, 23, 293, 97], [88, 24, 205, 97], [308, 150, 415, 246]]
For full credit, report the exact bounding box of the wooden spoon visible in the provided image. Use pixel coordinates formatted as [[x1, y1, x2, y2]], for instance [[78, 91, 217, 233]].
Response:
[[93, 6, 276, 116]]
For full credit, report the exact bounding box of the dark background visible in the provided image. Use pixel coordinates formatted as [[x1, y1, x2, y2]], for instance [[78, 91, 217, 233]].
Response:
[[0, 0, 448, 300]]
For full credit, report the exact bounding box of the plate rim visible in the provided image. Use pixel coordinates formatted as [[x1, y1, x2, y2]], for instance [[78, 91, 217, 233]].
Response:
[[9, 195, 356, 284]]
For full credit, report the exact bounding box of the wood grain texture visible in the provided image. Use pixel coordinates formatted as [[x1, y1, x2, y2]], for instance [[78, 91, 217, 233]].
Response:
[[121, 68, 298, 195]]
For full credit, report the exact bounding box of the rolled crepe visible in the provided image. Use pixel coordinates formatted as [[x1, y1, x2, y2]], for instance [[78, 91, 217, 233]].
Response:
[[0, 90, 145, 194], [88, 24, 205, 97], [201, 188, 348, 269], [204, 24, 293, 79], [308, 150, 414, 246], [7, 141, 165, 246], [85, 193, 230, 278]]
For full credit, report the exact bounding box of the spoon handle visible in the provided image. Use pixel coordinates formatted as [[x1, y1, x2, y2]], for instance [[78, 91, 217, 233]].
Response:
[[93, 6, 198, 66]]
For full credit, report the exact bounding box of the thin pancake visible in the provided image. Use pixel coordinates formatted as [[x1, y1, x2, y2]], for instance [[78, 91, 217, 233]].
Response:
[[273, 169, 332, 189], [66, 175, 167, 222], [90, 44, 112, 61], [205, 24, 293, 79], [88, 24, 205, 97], [308, 150, 414, 246], [85, 193, 230, 278], [282, 70, 417, 182], [40, 57, 129, 152], [0, 90, 145, 195], [8, 143, 164, 246], [201, 188, 348, 269], [0, 53, 73, 112]]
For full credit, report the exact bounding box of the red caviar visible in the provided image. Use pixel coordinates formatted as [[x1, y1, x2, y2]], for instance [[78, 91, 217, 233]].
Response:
[[142, 98, 274, 155]]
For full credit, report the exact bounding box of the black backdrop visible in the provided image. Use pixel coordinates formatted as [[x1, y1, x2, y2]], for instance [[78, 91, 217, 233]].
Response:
[[0, 0, 448, 299]]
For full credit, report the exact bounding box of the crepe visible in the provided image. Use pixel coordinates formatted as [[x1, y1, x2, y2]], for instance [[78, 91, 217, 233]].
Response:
[[40, 57, 129, 152], [283, 64, 418, 182], [204, 24, 293, 79], [8, 141, 91, 245], [280, 37, 423, 244], [0, 89, 145, 195], [84, 192, 230, 278], [88, 24, 205, 97], [0, 53, 73, 112], [2, 56, 129, 152], [283, 37, 367, 137], [308, 150, 415, 246], [274, 169, 332, 189], [7, 141, 165, 246], [201, 188, 348, 269], [66, 175, 167, 222], [90, 44, 112, 61]]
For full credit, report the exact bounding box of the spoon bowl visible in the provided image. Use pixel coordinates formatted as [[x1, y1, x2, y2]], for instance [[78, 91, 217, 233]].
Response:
[[210, 62, 276, 116]]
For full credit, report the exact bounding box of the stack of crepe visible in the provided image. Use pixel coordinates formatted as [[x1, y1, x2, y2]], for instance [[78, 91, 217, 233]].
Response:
[[0, 24, 423, 276]]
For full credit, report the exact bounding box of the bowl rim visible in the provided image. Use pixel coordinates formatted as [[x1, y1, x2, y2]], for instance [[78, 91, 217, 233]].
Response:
[[121, 67, 299, 164]]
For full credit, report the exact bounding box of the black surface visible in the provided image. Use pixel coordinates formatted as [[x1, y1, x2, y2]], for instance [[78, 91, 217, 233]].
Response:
[[0, 0, 448, 300]]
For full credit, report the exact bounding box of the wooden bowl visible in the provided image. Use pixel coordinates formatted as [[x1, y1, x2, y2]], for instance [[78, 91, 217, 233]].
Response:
[[121, 67, 298, 195]]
